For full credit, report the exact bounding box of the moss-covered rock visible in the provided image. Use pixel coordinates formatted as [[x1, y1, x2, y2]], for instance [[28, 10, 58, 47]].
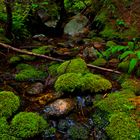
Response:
[[105, 112, 140, 140], [94, 90, 135, 113], [9, 56, 21, 64], [57, 58, 88, 75], [81, 73, 112, 93], [55, 73, 82, 93], [106, 41, 117, 48], [0, 91, 20, 118], [15, 63, 47, 81], [48, 63, 60, 76], [11, 112, 48, 138], [121, 79, 140, 95], [67, 124, 89, 140], [0, 117, 9, 134], [32, 46, 51, 55], [92, 58, 107, 67], [0, 134, 20, 140], [118, 61, 129, 72]]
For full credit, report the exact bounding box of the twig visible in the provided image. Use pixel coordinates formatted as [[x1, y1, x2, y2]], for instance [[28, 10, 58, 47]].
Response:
[[0, 42, 121, 74]]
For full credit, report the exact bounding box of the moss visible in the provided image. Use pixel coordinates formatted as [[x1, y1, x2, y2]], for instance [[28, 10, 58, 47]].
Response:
[[94, 90, 135, 113], [100, 25, 120, 39], [9, 56, 21, 64], [11, 112, 48, 138], [15, 63, 47, 81], [81, 73, 112, 93], [106, 41, 117, 48], [32, 46, 51, 55], [0, 91, 20, 118], [106, 112, 140, 140], [118, 61, 130, 72], [67, 124, 89, 140], [57, 58, 88, 75], [19, 55, 35, 61], [121, 79, 140, 95], [16, 63, 34, 70], [92, 58, 107, 67], [0, 134, 20, 140], [48, 63, 60, 76], [0, 117, 9, 134], [54, 73, 82, 93]]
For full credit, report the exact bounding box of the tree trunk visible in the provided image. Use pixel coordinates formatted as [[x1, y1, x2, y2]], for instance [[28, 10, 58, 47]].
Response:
[[4, 0, 13, 38]]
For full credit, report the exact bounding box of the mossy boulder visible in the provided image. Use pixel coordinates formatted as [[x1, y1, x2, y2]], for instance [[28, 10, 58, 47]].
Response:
[[106, 112, 140, 140], [67, 124, 89, 140], [0, 91, 20, 118], [48, 63, 60, 76], [106, 41, 117, 48], [9, 56, 21, 64], [118, 61, 129, 72], [55, 73, 112, 93], [11, 112, 48, 138], [55, 73, 82, 93], [92, 58, 107, 67], [57, 58, 88, 75], [32, 46, 51, 55], [0, 117, 9, 135], [0, 134, 20, 140], [15, 63, 47, 81], [121, 79, 140, 95], [94, 90, 135, 113], [81, 73, 112, 93]]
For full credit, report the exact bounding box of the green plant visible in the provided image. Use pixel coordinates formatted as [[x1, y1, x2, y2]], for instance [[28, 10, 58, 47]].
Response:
[[15, 63, 47, 81], [32, 46, 51, 55], [121, 79, 140, 95], [11, 112, 48, 138], [67, 124, 89, 140], [0, 134, 20, 140], [57, 58, 88, 75], [92, 58, 107, 66], [54, 73, 83, 93], [94, 90, 135, 114], [81, 73, 112, 93], [0, 91, 20, 118], [105, 112, 140, 140], [9, 56, 21, 64]]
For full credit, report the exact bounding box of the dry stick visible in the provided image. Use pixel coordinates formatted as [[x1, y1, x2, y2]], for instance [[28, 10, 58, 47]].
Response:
[[0, 42, 121, 74]]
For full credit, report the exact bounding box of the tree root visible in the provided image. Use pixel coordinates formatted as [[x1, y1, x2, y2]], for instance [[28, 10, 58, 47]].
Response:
[[0, 42, 121, 74]]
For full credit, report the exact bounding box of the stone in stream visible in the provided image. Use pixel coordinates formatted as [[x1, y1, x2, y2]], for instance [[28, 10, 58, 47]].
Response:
[[26, 82, 44, 95], [44, 98, 76, 117]]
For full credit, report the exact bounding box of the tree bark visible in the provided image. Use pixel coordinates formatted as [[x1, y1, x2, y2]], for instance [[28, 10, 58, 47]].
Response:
[[4, 0, 13, 38]]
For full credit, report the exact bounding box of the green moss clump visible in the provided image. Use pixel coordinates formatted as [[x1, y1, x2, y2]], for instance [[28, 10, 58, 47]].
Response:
[[121, 79, 140, 95], [0, 117, 9, 135], [9, 56, 21, 64], [94, 90, 135, 113], [55, 73, 82, 93], [92, 58, 107, 67], [106, 41, 117, 48], [0, 91, 20, 118], [11, 112, 48, 138], [57, 58, 88, 75], [106, 112, 140, 140], [118, 61, 129, 72], [81, 73, 112, 93], [19, 55, 35, 61], [67, 125, 89, 140], [15, 63, 47, 81], [0, 134, 20, 140], [48, 63, 60, 76], [32, 46, 51, 55]]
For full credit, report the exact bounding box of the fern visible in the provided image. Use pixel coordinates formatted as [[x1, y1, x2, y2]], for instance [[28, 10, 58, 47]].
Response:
[[128, 58, 138, 74], [119, 51, 134, 60]]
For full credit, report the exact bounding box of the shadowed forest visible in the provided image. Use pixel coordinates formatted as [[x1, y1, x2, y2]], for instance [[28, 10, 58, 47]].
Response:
[[0, 0, 140, 140]]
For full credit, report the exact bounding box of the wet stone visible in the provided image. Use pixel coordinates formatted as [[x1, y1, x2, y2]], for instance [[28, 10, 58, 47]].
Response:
[[44, 98, 76, 117], [26, 82, 44, 95]]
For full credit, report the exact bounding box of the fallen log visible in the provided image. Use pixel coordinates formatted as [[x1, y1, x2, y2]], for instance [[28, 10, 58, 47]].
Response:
[[0, 42, 121, 74]]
